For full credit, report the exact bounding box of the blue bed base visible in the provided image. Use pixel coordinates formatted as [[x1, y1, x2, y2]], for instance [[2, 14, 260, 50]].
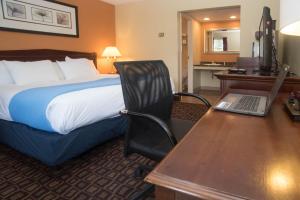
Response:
[[0, 117, 127, 166]]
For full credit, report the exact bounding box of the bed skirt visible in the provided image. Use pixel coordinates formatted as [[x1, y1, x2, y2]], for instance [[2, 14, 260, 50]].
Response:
[[0, 117, 127, 166]]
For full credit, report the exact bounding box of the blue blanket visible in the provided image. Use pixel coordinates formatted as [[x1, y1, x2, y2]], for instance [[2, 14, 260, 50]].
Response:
[[9, 78, 121, 133]]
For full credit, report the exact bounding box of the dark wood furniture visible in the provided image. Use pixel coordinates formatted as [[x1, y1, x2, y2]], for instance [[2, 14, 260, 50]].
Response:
[[215, 70, 300, 96], [145, 90, 300, 200], [0, 49, 97, 66], [214, 57, 300, 95]]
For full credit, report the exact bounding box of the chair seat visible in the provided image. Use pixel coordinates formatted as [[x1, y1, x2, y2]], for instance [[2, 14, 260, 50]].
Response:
[[129, 118, 194, 161], [168, 118, 194, 141]]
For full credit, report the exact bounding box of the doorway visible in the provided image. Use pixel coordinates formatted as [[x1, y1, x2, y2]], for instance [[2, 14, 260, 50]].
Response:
[[180, 15, 193, 93], [179, 6, 241, 101]]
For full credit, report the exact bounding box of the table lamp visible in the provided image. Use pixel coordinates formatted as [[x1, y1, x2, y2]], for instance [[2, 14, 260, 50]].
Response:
[[280, 0, 300, 36], [101, 46, 122, 73]]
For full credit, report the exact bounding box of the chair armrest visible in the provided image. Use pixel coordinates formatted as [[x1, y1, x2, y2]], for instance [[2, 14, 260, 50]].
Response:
[[174, 92, 212, 108], [120, 110, 177, 146]]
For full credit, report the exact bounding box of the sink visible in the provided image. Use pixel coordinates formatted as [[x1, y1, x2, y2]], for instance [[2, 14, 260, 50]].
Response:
[[203, 63, 222, 66]]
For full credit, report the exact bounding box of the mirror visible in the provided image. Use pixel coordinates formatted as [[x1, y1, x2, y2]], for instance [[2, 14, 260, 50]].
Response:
[[204, 29, 240, 54]]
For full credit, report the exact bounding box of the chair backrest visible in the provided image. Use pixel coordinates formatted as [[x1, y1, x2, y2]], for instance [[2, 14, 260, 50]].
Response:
[[114, 60, 173, 120]]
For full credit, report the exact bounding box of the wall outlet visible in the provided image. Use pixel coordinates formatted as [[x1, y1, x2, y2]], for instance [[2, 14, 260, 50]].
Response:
[[158, 32, 165, 37]]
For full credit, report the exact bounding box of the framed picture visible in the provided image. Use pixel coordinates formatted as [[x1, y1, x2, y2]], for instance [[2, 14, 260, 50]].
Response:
[[0, 0, 79, 37]]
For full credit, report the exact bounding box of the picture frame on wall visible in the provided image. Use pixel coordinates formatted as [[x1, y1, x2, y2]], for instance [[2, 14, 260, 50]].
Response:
[[0, 0, 79, 37]]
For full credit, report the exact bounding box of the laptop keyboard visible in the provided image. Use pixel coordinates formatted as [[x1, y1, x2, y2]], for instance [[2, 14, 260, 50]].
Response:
[[232, 96, 261, 112]]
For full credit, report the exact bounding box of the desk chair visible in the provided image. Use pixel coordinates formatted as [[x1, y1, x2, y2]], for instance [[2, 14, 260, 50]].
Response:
[[114, 60, 211, 200]]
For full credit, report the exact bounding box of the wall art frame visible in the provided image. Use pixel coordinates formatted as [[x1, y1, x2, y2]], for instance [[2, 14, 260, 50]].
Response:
[[0, 0, 79, 37]]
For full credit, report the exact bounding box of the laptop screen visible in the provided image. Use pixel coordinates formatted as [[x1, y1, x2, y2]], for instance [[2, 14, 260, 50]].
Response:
[[266, 65, 290, 112]]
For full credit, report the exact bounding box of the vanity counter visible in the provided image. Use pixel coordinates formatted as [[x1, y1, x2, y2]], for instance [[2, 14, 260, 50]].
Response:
[[193, 65, 231, 71]]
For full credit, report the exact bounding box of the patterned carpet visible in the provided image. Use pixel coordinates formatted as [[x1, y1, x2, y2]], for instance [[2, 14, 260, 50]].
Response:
[[0, 102, 208, 200]]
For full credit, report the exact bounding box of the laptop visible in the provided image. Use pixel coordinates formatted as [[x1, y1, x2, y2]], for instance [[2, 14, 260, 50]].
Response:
[[214, 65, 290, 116]]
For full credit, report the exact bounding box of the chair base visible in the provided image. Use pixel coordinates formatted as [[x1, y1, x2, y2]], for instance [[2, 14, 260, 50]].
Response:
[[130, 184, 155, 200], [134, 164, 153, 178], [130, 164, 155, 200]]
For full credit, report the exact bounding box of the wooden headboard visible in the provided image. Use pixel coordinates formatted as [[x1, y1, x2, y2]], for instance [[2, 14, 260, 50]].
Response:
[[0, 49, 97, 66]]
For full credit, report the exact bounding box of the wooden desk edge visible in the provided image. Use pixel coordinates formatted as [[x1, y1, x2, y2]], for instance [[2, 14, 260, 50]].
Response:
[[145, 171, 249, 200], [146, 93, 298, 200], [145, 108, 250, 200]]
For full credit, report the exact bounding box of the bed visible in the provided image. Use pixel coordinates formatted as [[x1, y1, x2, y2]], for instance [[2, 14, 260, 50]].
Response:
[[0, 49, 127, 166]]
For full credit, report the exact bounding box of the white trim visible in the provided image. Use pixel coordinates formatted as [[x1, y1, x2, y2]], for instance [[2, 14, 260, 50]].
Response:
[[187, 20, 193, 93]]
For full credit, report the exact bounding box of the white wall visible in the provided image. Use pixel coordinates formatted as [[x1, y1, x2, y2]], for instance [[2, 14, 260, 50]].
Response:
[[116, 0, 280, 90]]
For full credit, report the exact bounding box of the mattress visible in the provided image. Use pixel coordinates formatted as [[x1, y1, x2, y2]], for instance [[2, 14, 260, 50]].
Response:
[[0, 74, 125, 134]]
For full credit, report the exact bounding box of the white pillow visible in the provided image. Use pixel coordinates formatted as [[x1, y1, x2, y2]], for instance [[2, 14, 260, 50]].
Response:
[[57, 57, 99, 80], [0, 61, 14, 85], [65, 56, 96, 64], [51, 62, 65, 80], [4, 60, 60, 85]]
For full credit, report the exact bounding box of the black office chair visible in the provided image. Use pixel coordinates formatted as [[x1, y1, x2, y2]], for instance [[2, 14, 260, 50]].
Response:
[[114, 60, 211, 200]]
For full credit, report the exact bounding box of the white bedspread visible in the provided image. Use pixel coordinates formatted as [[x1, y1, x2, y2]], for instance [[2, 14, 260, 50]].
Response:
[[0, 74, 125, 134]]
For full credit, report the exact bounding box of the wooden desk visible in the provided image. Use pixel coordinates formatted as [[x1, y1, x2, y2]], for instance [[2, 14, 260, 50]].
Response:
[[146, 92, 300, 200], [214, 70, 300, 96]]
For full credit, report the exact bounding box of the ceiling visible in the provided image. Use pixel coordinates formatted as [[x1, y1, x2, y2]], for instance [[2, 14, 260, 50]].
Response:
[[101, 0, 143, 5], [183, 6, 240, 22]]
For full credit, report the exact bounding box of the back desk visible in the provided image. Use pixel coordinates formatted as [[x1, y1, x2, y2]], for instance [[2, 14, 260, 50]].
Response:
[[146, 88, 300, 200], [214, 69, 300, 96]]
